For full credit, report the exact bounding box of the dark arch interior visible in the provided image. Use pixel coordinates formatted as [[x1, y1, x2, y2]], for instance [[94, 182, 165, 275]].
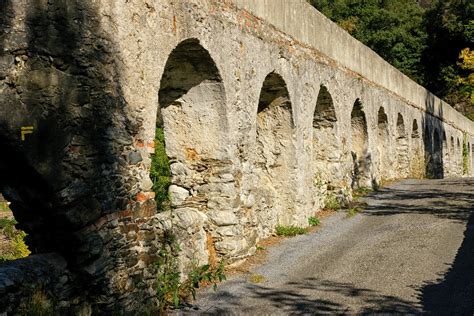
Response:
[[258, 72, 292, 119], [159, 39, 222, 111], [377, 107, 389, 179], [433, 130, 442, 154], [313, 86, 337, 129], [396, 113, 409, 178], [412, 119, 420, 139], [256, 72, 295, 224], [350, 99, 371, 188], [432, 129, 443, 178], [312, 85, 339, 191], [442, 131, 448, 154]]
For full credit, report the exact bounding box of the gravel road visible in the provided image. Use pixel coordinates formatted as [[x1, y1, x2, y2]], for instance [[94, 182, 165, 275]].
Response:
[[183, 178, 474, 315]]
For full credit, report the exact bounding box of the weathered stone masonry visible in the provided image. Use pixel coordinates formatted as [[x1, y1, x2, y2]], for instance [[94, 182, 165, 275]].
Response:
[[1, 0, 474, 313]]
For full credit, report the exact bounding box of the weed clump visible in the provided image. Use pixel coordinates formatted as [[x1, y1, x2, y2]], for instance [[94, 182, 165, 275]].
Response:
[[275, 225, 307, 237], [324, 193, 341, 211], [347, 207, 361, 217], [308, 216, 320, 227], [155, 229, 225, 313], [0, 218, 30, 263]]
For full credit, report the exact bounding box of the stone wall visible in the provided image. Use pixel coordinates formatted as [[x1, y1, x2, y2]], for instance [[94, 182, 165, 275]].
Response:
[[1, 0, 474, 314]]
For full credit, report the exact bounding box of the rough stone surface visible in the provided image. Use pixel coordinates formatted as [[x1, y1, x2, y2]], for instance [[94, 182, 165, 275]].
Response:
[[0, 0, 473, 314]]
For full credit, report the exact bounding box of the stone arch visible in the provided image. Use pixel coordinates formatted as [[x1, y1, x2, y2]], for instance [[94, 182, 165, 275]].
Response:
[[350, 99, 371, 188], [158, 38, 233, 212], [256, 71, 295, 226], [412, 119, 420, 139], [432, 129, 443, 178], [457, 137, 462, 172], [450, 136, 455, 156], [409, 119, 423, 177], [312, 85, 338, 189], [376, 107, 389, 180], [395, 113, 409, 178]]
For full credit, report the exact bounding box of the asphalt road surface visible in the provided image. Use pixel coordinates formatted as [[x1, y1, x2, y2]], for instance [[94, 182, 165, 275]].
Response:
[[185, 178, 474, 315]]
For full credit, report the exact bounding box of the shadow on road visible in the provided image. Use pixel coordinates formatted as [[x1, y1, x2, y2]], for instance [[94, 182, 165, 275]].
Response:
[[362, 178, 474, 314], [361, 178, 474, 223], [199, 278, 419, 314], [420, 211, 474, 314]]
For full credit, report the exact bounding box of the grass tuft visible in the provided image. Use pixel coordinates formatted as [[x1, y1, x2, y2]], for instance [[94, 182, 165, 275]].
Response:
[[308, 216, 320, 227], [275, 225, 307, 237]]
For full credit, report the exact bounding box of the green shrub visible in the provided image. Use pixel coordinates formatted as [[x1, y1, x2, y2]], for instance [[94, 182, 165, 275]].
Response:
[[150, 128, 172, 212], [308, 216, 320, 227], [347, 207, 361, 218], [0, 202, 10, 212], [155, 230, 225, 313], [0, 218, 30, 263], [275, 225, 307, 237], [352, 187, 372, 199], [324, 193, 340, 211]]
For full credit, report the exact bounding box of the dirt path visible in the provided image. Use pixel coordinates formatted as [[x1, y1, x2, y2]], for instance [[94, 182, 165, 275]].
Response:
[[185, 178, 474, 314]]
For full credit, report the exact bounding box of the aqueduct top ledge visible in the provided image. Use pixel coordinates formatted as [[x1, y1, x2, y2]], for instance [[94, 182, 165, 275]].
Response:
[[233, 0, 474, 135]]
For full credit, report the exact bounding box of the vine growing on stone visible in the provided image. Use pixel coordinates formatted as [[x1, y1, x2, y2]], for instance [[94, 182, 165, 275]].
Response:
[[150, 127, 171, 212], [155, 228, 226, 314]]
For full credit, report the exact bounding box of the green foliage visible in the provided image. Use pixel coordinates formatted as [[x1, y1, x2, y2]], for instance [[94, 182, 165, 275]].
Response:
[[324, 193, 341, 211], [155, 230, 225, 313], [308, 0, 428, 83], [0, 218, 30, 263], [352, 186, 372, 199], [347, 207, 361, 217], [249, 274, 265, 283], [308, 216, 321, 227], [275, 225, 307, 237], [422, 0, 474, 116], [0, 202, 10, 212], [150, 128, 171, 212]]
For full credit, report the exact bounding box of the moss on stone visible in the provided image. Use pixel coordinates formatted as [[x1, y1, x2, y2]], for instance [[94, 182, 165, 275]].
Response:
[[150, 128, 171, 212]]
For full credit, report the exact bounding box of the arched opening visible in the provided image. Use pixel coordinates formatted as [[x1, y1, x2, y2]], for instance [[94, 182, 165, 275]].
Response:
[[0, 194, 30, 262], [377, 107, 389, 180], [256, 72, 295, 226], [442, 132, 448, 153], [462, 137, 469, 175], [457, 138, 462, 173], [312, 85, 339, 199], [449, 135, 455, 175], [395, 114, 409, 178], [442, 132, 448, 174], [410, 119, 423, 178], [432, 129, 443, 178], [158, 39, 231, 212], [450, 136, 455, 156], [350, 99, 371, 189]]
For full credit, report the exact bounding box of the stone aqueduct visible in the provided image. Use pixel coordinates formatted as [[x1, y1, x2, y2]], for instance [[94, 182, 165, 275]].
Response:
[[1, 0, 474, 313]]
